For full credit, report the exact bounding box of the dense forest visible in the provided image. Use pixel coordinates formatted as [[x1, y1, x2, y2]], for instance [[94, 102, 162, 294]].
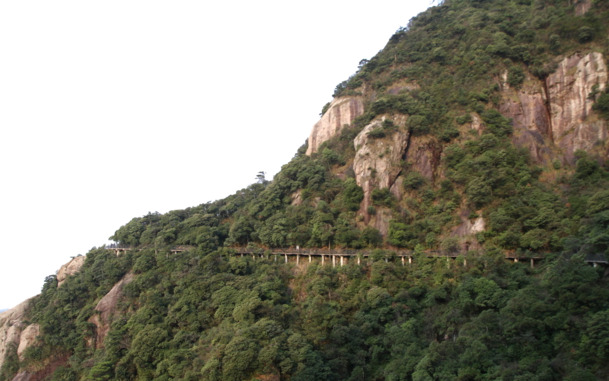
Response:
[[3, 0, 609, 379]]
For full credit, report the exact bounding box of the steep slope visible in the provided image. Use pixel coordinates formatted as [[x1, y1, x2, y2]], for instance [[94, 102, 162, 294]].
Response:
[[3, 0, 609, 380]]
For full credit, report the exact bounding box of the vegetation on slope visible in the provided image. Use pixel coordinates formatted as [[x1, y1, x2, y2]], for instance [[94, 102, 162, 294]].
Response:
[[8, 229, 609, 380]]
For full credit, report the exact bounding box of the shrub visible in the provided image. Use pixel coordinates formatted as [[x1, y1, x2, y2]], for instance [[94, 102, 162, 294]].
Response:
[[367, 127, 386, 139], [361, 227, 383, 247], [320, 102, 331, 116], [440, 237, 460, 254], [549, 34, 560, 52], [578, 26, 593, 43], [321, 148, 342, 166], [439, 126, 460, 142], [481, 109, 512, 137], [340, 179, 364, 211], [456, 114, 472, 125], [593, 91, 609, 119], [403, 172, 426, 190], [371, 188, 395, 207], [507, 66, 525, 88], [407, 115, 430, 136]]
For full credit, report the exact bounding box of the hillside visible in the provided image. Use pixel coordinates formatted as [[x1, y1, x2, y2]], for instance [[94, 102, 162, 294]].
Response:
[[2, 0, 609, 379]]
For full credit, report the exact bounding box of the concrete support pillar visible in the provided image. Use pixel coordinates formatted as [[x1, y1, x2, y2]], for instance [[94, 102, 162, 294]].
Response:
[[401, 257, 405, 266], [357, 256, 361, 265], [252, 254, 255, 260], [274, 254, 277, 262], [296, 254, 300, 265], [409, 256, 412, 265], [530, 258, 534, 268], [447, 257, 450, 268], [241, 253, 244, 258], [332, 255, 336, 268], [340, 256, 344, 266], [285, 254, 288, 263], [514, 258, 519, 263], [594, 262, 598, 268], [309, 255, 312, 263], [385, 258, 388, 263], [463, 258, 467, 267]]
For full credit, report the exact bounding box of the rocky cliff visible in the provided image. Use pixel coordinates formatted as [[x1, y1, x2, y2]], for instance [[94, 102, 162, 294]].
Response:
[[304, 51, 608, 246], [3, 1, 609, 379], [306, 96, 364, 155], [56, 256, 85, 287], [308, 51, 608, 215], [574, 0, 592, 16], [501, 52, 607, 164], [353, 117, 410, 225], [88, 272, 133, 349], [0, 255, 87, 373], [0, 300, 38, 371]]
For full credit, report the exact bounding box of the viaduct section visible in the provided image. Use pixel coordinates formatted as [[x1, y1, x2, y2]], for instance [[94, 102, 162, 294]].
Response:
[[105, 245, 608, 269]]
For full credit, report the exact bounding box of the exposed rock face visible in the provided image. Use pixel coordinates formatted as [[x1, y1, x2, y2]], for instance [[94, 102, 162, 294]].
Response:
[[351, 116, 443, 234], [403, 135, 442, 182], [0, 299, 32, 370], [500, 76, 553, 163], [56, 255, 85, 287], [306, 96, 364, 155], [0, 255, 87, 372], [469, 113, 484, 134], [17, 324, 40, 361], [547, 52, 607, 162], [452, 214, 485, 251], [304, 53, 607, 241], [89, 272, 134, 348], [501, 52, 607, 163], [574, 0, 592, 16], [353, 118, 410, 225], [11, 372, 33, 381], [453, 214, 485, 237]]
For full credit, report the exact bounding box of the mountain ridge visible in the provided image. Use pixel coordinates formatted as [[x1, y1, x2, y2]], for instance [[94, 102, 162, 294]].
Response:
[[3, 0, 609, 379]]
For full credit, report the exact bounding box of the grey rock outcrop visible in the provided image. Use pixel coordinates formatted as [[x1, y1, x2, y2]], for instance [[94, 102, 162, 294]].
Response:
[[89, 272, 134, 348], [56, 255, 85, 287], [501, 52, 608, 163], [306, 96, 364, 155], [0, 300, 38, 371], [353, 117, 410, 224]]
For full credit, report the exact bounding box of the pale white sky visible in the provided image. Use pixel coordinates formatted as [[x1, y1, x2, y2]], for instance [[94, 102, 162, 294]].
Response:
[[0, 0, 432, 310]]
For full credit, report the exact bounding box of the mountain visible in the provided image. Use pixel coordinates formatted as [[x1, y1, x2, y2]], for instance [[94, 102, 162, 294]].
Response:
[[2, 0, 609, 379]]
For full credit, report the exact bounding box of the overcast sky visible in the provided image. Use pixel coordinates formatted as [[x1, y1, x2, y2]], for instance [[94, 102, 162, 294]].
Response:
[[0, 0, 433, 310]]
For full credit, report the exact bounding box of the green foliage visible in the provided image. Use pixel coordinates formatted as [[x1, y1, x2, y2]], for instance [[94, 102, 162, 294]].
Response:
[[407, 115, 430, 136], [340, 178, 364, 212], [320, 102, 331, 116], [0, 343, 19, 381], [403, 171, 426, 190], [592, 89, 609, 119], [361, 226, 383, 247], [455, 114, 472, 125], [321, 147, 343, 166], [367, 127, 386, 139], [16, 0, 609, 379], [507, 65, 525, 88], [480, 109, 512, 137], [371, 188, 395, 207]]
